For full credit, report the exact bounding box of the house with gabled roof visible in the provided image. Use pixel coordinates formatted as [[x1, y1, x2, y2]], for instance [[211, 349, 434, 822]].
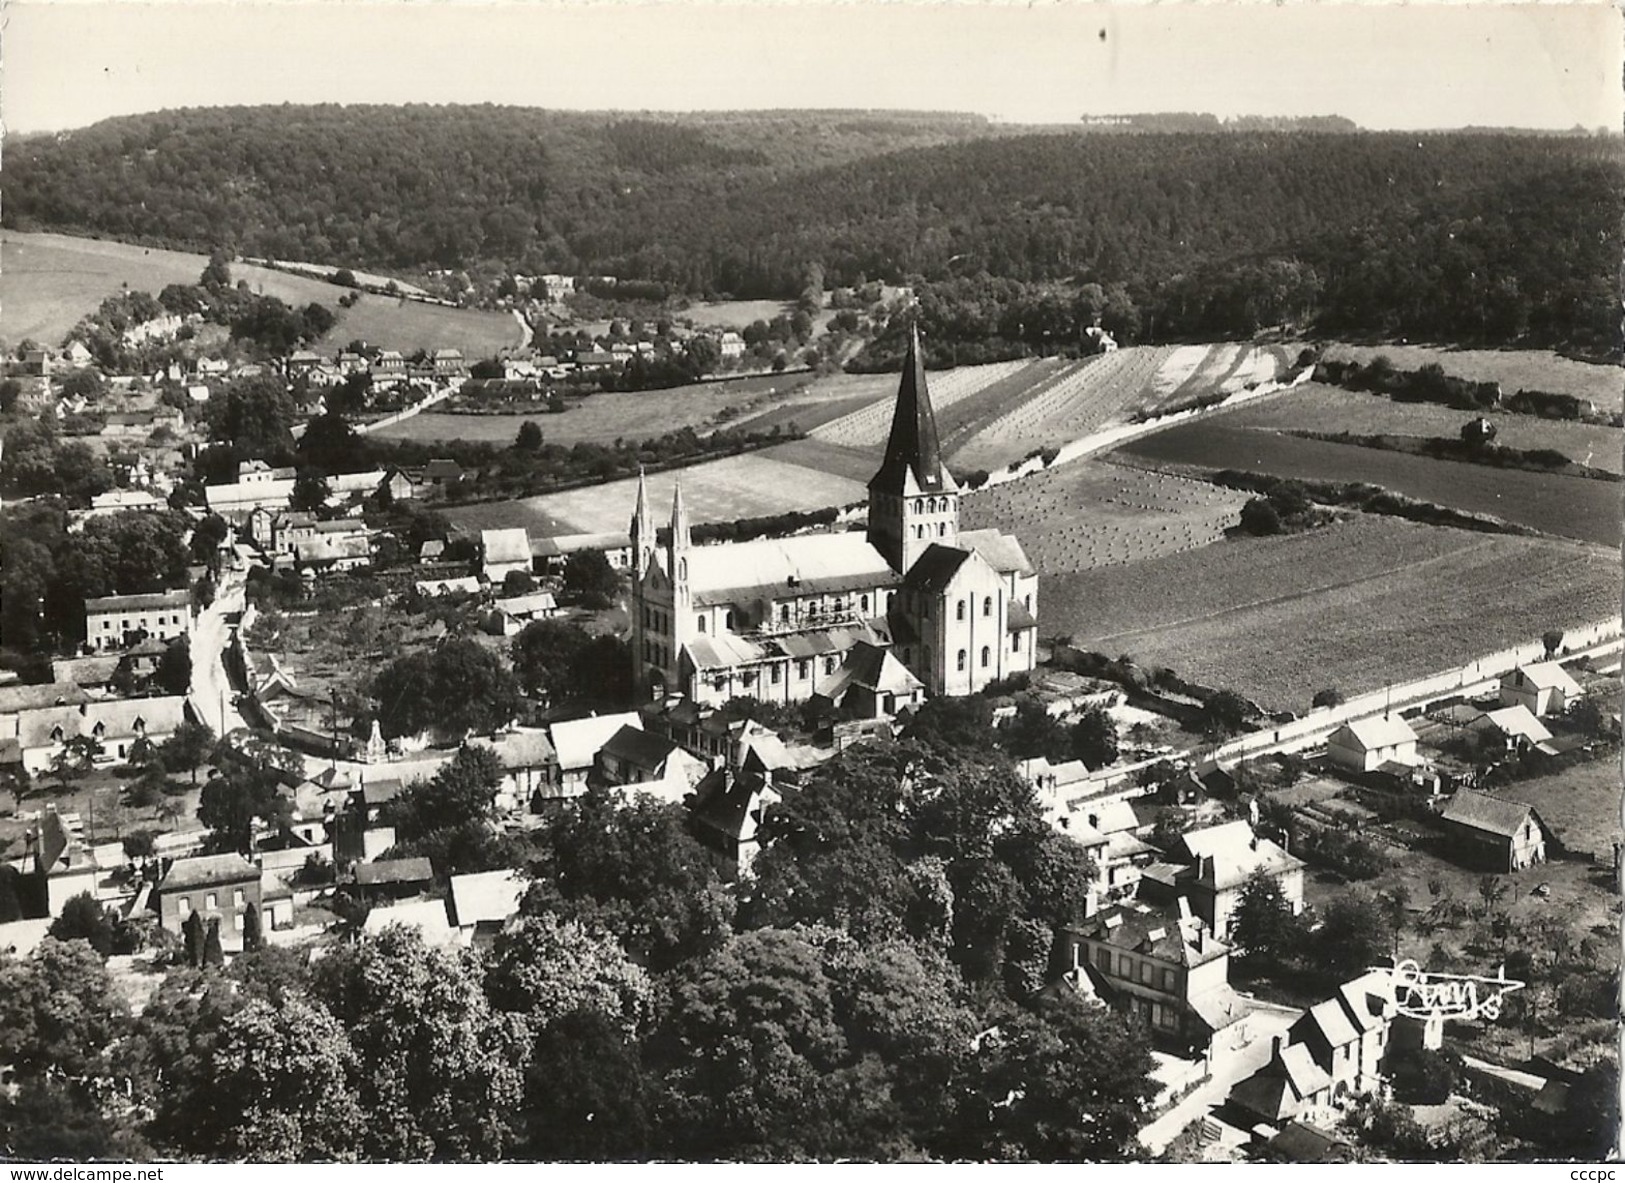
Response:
[[594, 724, 709, 805], [1326, 714, 1419, 773], [1228, 1035, 1335, 1127], [481, 527, 533, 584], [1170, 819, 1305, 940], [687, 765, 780, 882], [1469, 704, 1555, 753], [549, 712, 643, 797], [6, 695, 192, 772], [1440, 790, 1549, 871], [1500, 661, 1583, 718], [155, 852, 262, 941]]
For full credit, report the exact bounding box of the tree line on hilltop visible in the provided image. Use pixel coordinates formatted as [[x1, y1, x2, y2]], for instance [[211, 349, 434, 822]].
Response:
[[5, 107, 1619, 351]]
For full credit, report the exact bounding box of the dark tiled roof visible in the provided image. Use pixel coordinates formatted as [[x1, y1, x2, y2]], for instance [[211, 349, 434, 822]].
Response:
[[869, 326, 948, 495], [1441, 790, 1542, 839], [355, 857, 434, 886], [901, 544, 971, 595], [600, 724, 676, 771]]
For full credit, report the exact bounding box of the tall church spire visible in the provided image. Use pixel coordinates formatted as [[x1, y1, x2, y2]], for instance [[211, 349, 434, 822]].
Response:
[[868, 322, 949, 496], [670, 477, 692, 555], [630, 466, 653, 578]]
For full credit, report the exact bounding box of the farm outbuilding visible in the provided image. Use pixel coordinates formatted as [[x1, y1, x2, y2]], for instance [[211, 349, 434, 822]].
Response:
[[1499, 662, 1582, 718], [1326, 715, 1419, 773], [480, 527, 534, 583], [1439, 790, 1548, 872]]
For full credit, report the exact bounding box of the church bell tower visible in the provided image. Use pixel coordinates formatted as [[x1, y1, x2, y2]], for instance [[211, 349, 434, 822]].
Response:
[[866, 323, 959, 574]]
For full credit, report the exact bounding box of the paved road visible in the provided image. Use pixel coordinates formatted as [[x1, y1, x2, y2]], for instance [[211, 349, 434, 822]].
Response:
[[190, 563, 249, 736]]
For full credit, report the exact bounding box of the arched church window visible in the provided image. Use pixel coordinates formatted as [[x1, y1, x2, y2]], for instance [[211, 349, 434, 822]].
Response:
[[1012, 632, 1022, 652], [860, 594, 870, 613], [956, 649, 967, 672], [983, 596, 993, 617], [980, 646, 990, 668], [956, 600, 966, 621], [696, 616, 706, 634], [679, 558, 687, 580], [938, 523, 946, 537]]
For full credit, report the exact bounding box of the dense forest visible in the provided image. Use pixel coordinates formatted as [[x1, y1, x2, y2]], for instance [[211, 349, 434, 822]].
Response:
[[6, 106, 1620, 350]]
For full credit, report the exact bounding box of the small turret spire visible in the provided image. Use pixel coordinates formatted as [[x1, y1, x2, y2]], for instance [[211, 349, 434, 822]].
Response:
[[630, 466, 653, 578]]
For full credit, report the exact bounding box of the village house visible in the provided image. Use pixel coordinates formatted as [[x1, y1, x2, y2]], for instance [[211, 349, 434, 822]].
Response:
[[718, 331, 746, 361], [483, 591, 560, 636], [84, 589, 192, 652], [1168, 819, 1306, 940], [593, 724, 710, 805], [414, 575, 483, 598], [1326, 714, 1419, 773], [155, 852, 263, 942], [421, 458, 466, 486], [549, 712, 644, 798], [1286, 971, 1398, 1101], [1499, 662, 1582, 718], [448, 869, 526, 945], [687, 765, 781, 882], [1468, 704, 1555, 754], [351, 857, 435, 902], [468, 729, 558, 812], [3, 695, 192, 772], [1439, 790, 1549, 872], [20, 811, 104, 918], [1062, 900, 1252, 1053], [63, 341, 94, 367], [295, 532, 373, 574], [206, 477, 298, 520], [1228, 1035, 1336, 1129], [432, 349, 469, 379], [480, 527, 534, 584], [532, 531, 635, 574]]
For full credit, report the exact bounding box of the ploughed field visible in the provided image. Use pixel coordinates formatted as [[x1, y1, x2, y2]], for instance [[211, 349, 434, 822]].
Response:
[[1118, 421, 1621, 547], [1320, 343, 1624, 413], [440, 450, 868, 537], [1041, 515, 1621, 712], [961, 458, 1250, 572], [1216, 383, 1624, 474], [0, 230, 519, 355]]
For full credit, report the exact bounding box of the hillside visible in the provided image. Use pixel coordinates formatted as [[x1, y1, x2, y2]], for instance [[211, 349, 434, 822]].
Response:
[[5, 106, 1620, 351]]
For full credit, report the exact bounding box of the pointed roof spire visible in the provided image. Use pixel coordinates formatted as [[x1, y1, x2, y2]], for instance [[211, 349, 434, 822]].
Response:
[[631, 465, 651, 535], [670, 476, 691, 552], [869, 321, 948, 494]]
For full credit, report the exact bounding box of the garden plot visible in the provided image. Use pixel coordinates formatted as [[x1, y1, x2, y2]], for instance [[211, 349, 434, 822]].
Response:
[[812, 358, 1037, 447], [962, 458, 1250, 574]]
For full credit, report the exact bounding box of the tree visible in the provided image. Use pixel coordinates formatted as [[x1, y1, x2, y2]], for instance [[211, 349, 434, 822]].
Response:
[[501, 568, 535, 595], [1541, 628, 1566, 658], [1238, 497, 1282, 536], [1314, 891, 1388, 979], [241, 901, 263, 952], [190, 513, 231, 567], [1228, 873, 1303, 969], [290, 471, 331, 513], [183, 910, 206, 968], [308, 924, 524, 1159], [526, 787, 733, 973], [1068, 705, 1119, 768], [203, 374, 297, 461], [198, 764, 284, 854], [484, 913, 655, 1038], [0, 938, 130, 1081], [1201, 690, 1252, 737], [1312, 687, 1345, 709], [202, 247, 233, 290], [51, 734, 102, 790], [561, 550, 619, 609], [510, 618, 590, 704], [387, 744, 506, 841], [162, 717, 217, 784], [1460, 417, 1498, 449], [518, 1009, 656, 1161], [48, 893, 117, 958], [371, 638, 522, 741], [204, 917, 225, 967], [949, 993, 1155, 1162], [153, 636, 193, 695], [515, 420, 543, 451]]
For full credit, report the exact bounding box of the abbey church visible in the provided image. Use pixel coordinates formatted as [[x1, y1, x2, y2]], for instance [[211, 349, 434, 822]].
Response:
[[630, 328, 1038, 715]]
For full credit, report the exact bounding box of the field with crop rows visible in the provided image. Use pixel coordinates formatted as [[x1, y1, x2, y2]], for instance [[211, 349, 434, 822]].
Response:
[[1218, 383, 1624, 474], [1119, 422, 1620, 546], [962, 459, 1250, 572], [1044, 516, 1621, 711], [1319, 344, 1623, 412], [812, 358, 1037, 447], [443, 450, 868, 537], [951, 347, 1177, 471], [0, 230, 519, 356]]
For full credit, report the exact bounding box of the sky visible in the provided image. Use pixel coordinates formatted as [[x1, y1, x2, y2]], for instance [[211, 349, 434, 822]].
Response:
[[3, 1, 1621, 134]]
